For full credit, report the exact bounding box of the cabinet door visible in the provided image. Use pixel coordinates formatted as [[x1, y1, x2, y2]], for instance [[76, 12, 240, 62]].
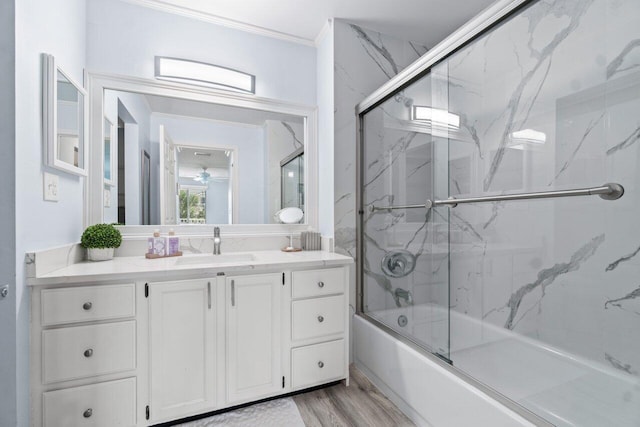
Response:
[[149, 279, 215, 422], [226, 273, 282, 404]]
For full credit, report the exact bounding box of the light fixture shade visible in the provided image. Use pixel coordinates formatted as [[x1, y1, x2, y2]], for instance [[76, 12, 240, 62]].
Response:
[[411, 106, 460, 129], [155, 57, 255, 94]]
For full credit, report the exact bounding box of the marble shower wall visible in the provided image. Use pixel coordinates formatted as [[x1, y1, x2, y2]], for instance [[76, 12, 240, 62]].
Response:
[[333, 19, 429, 258], [445, 0, 640, 375], [360, 0, 640, 379]]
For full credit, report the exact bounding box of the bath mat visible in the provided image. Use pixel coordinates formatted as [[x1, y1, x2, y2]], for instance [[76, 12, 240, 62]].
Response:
[[178, 397, 305, 427]]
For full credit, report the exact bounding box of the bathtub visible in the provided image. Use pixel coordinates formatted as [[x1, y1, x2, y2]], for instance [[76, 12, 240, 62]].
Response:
[[355, 305, 640, 426]]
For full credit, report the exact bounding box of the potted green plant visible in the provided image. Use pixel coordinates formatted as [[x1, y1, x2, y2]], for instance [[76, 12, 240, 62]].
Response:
[[81, 223, 122, 261]]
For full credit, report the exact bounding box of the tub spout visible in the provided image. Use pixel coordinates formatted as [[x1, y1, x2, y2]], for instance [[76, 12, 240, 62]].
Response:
[[393, 288, 413, 307]]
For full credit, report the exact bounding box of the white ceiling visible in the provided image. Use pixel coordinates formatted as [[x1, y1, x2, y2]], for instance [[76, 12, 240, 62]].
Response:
[[131, 0, 496, 46]]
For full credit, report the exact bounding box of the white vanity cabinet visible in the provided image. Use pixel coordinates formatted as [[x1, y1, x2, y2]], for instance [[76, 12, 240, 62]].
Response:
[[31, 283, 139, 427], [289, 268, 348, 390], [30, 258, 351, 427], [148, 279, 216, 423], [226, 273, 283, 404]]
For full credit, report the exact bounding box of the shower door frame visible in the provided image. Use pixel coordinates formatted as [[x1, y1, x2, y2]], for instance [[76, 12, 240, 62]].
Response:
[[354, 0, 552, 425]]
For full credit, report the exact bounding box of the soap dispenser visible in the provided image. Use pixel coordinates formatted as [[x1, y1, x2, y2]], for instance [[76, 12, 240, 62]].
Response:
[[167, 229, 180, 256]]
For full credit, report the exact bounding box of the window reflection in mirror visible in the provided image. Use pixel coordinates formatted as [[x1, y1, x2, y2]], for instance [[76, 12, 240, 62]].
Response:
[[56, 71, 83, 168], [102, 89, 306, 225]]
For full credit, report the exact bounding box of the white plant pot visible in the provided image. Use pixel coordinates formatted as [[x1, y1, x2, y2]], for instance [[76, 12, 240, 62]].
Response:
[[87, 247, 115, 262]]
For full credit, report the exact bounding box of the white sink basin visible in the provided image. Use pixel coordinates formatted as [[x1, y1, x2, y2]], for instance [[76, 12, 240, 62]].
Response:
[[175, 253, 255, 266]]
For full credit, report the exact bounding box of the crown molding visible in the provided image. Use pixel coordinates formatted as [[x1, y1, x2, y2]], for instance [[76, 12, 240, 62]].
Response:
[[120, 0, 317, 47], [314, 19, 333, 46]]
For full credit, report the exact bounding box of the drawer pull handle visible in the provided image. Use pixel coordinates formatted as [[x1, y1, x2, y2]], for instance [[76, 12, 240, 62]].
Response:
[[318, 281, 325, 288], [83, 302, 92, 311], [318, 361, 324, 368], [317, 315, 324, 323], [83, 408, 92, 418], [84, 348, 93, 358]]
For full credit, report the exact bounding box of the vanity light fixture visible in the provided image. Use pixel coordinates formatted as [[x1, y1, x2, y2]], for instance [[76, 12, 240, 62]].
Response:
[[411, 106, 460, 129], [155, 56, 255, 94]]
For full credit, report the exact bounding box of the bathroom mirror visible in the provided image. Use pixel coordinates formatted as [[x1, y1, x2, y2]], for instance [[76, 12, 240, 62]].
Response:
[[42, 54, 88, 176], [87, 72, 318, 231]]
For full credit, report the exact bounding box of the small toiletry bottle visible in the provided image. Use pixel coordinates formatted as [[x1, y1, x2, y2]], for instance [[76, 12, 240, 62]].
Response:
[[151, 229, 166, 256], [147, 231, 155, 254], [167, 229, 180, 256]]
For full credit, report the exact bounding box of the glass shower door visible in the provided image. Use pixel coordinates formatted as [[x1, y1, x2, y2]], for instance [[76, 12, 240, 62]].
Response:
[[360, 68, 451, 359]]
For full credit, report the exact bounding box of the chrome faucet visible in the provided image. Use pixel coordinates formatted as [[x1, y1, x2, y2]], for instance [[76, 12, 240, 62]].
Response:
[[393, 288, 413, 307], [213, 227, 221, 255]]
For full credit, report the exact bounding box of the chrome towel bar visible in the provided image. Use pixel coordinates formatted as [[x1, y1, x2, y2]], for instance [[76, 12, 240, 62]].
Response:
[[369, 183, 624, 212]]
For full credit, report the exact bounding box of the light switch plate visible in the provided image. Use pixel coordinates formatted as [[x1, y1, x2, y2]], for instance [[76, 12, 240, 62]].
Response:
[[43, 172, 59, 202]]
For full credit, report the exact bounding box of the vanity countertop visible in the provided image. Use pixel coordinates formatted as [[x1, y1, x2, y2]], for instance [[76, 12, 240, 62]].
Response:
[[28, 250, 353, 286]]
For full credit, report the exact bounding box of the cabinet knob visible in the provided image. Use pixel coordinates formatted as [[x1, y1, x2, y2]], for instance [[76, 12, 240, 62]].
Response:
[[317, 315, 324, 323], [318, 361, 324, 368], [83, 408, 92, 418], [83, 302, 92, 311], [317, 281, 325, 288], [84, 348, 93, 358]]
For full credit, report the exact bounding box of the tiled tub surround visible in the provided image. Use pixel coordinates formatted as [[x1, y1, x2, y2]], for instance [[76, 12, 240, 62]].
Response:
[[359, 0, 640, 425], [333, 20, 429, 259], [29, 249, 352, 427]]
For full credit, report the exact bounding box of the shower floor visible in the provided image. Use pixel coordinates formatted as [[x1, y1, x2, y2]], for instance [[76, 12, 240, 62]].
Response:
[[369, 304, 640, 426]]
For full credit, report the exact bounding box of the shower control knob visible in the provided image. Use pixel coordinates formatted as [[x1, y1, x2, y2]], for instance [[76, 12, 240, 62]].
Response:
[[318, 361, 324, 368], [317, 315, 324, 323], [84, 348, 93, 358], [83, 409, 92, 418], [317, 281, 325, 288], [83, 302, 92, 311]]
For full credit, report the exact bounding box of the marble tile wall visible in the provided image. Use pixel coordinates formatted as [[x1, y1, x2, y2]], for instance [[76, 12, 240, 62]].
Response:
[[360, 0, 640, 387], [333, 20, 429, 259]]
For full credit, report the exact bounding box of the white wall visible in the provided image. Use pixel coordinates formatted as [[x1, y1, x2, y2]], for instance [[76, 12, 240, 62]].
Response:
[[15, 0, 87, 425], [150, 115, 266, 224], [0, 2, 16, 426], [87, 0, 317, 106], [316, 21, 334, 237]]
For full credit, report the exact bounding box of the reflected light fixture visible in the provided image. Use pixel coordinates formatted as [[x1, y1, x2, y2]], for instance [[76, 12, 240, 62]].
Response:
[[509, 128, 546, 150], [411, 106, 460, 129], [193, 167, 211, 184], [155, 56, 255, 94]]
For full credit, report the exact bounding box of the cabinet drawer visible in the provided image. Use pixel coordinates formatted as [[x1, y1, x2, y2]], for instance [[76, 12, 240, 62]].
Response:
[[292, 295, 345, 341], [291, 340, 345, 389], [41, 283, 135, 326], [43, 377, 136, 427], [42, 321, 136, 384], [292, 268, 344, 299]]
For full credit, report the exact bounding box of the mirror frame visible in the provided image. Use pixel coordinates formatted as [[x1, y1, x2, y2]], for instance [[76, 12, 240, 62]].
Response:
[[85, 72, 318, 236], [42, 53, 88, 176]]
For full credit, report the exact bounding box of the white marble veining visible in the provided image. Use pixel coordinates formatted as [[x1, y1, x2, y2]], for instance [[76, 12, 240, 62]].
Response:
[[333, 19, 429, 259], [27, 250, 352, 286], [359, 0, 640, 425]]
